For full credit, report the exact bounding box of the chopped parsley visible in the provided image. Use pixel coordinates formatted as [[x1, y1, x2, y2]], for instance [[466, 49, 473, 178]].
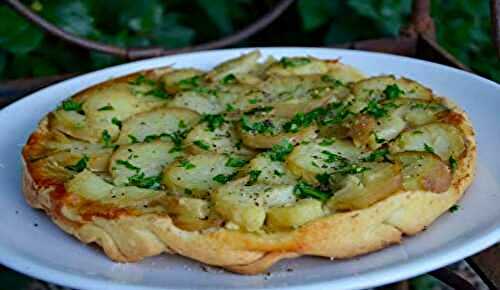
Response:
[[177, 75, 202, 90], [321, 150, 369, 175], [383, 84, 404, 100], [193, 140, 210, 150], [268, 140, 294, 162], [294, 181, 331, 202], [361, 148, 390, 162], [128, 173, 161, 189], [111, 117, 122, 129], [321, 150, 343, 163], [319, 138, 335, 146], [143, 130, 187, 152], [178, 159, 195, 170], [178, 120, 187, 129], [144, 87, 169, 99], [273, 170, 285, 177], [220, 74, 237, 85], [200, 114, 225, 131], [374, 133, 386, 144], [65, 155, 89, 172], [245, 170, 261, 186], [240, 116, 275, 134], [279, 57, 311, 68], [128, 134, 139, 144], [101, 130, 113, 148], [424, 143, 435, 154], [60, 100, 83, 112], [449, 156, 457, 172], [315, 173, 330, 187], [449, 204, 460, 213], [212, 173, 236, 184], [225, 157, 247, 168], [363, 99, 388, 118], [129, 75, 155, 86], [321, 75, 344, 87], [225, 104, 235, 112], [116, 159, 140, 172], [97, 105, 114, 111]]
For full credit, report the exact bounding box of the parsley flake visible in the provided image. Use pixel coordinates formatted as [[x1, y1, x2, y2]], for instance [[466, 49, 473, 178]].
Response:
[[65, 155, 89, 172], [268, 140, 294, 162], [246, 170, 261, 186], [193, 140, 210, 150]]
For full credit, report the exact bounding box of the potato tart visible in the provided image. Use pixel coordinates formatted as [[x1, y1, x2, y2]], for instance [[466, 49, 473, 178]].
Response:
[[22, 50, 476, 274]]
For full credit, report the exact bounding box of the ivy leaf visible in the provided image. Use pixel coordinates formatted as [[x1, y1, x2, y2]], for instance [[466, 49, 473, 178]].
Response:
[[0, 6, 44, 54], [297, 0, 335, 31], [196, 0, 234, 34], [150, 13, 195, 48], [41, 0, 97, 37]]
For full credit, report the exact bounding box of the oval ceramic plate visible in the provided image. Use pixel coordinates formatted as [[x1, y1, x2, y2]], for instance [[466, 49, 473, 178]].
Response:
[[0, 48, 499, 290]]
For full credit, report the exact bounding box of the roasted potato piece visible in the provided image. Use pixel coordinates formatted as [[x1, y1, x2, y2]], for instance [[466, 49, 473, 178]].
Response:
[[393, 151, 452, 192], [101, 186, 164, 207], [50, 110, 88, 141], [240, 153, 297, 185], [286, 138, 364, 183], [157, 196, 219, 231], [162, 153, 239, 197], [252, 75, 350, 118], [206, 50, 261, 81], [265, 56, 329, 76], [117, 107, 200, 144], [169, 91, 224, 115], [327, 162, 402, 211], [66, 170, 114, 200], [238, 114, 318, 149], [212, 177, 296, 231], [324, 60, 365, 83], [109, 141, 181, 186], [352, 75, 433, 102], [398, 100, 449, 127], [184, 122, 254, 156], [266, 198, 324, 230], [160, 69, 205, 94], [389, 123, 465, 160]]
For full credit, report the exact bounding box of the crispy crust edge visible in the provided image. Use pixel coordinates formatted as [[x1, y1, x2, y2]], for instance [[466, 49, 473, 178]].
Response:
[[21, 86, 476, 275]]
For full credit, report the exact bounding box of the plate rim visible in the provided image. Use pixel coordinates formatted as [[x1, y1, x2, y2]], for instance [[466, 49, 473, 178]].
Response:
[[0, 46, 499, 290]]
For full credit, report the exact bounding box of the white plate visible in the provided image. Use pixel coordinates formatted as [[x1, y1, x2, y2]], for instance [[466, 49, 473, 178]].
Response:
[[0, 48, 499, 290]]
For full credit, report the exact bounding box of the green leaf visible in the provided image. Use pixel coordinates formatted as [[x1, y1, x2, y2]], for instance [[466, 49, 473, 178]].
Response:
[[297, 0, 334, 31], [0, 6, 44, 54], [151, 13, 195, 48], [0, 51, 6, 77], [196, 0, 234, 34], [65, 155, 89, 172], [41, 0, 97, 37]]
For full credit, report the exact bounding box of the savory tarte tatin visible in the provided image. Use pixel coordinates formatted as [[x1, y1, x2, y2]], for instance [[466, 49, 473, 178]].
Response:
[[22, 50, 476, 274]]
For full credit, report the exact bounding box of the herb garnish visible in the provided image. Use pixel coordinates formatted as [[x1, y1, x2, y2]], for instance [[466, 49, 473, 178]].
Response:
[[240, 116, 275, 134], [449, 156, 457, 172], [97, 105, 114, 111], [383, 84, 404, 100], [449, 204, 460, 213], [246, 170, 261, 186], [177, 75, 202, 90], [212, 173, 236, 184], [116, 159, 140, 172], [279, 57, 311, 68], [200, 114, 225, 131], [178, 159, 195, 169], [127, 173, 161, 189], [294, 181, 331, 202], [128, 134, 139, 144], [111, 117, 122, 129], [60, 100, 83, 112], [220, 74, 237, 85], [268, 140, 294, 162], [225, 157, 247, 168], [193, 140, 210, 150], [319, 138, 335, 146], [361, 148, 390, 162], [424, 143, 435, 154], [65, 155, 89, 172], [101, 130, 113, 148]]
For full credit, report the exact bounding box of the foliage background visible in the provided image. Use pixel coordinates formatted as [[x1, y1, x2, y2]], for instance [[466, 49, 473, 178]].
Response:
[[0, 0, 498, 82]]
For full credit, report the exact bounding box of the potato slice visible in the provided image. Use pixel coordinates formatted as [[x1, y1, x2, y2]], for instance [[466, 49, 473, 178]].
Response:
[[109, 141, 181, 186], [327, 162, 402, 211], [351, 75, 433, 102], [117, 107, 200, 144], [252, 75, 350, 118], [169, 91, 224, 115], [238, 114, 318, 149], [266, 198, 324, 230], [206, 50, 261, 81], [286, 139, 364, 183], [265, 56, 329, 76], [156, 196, 219, 231], [162, 153, 239, 197], [212, 177, 296, 231], [324, 60, 366, 83], [66, 170, 114, 200], [393, 151, 452, 192], [50, 110, 88, 141], [101, 186, 165, 207], [160, 69, 205, 94], [184, 121, 254, 156], [389, 123, 465, 160], [240, 153, 298, 185]]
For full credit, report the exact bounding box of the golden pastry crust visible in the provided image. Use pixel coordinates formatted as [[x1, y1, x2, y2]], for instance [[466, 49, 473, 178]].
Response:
[[21, 55, 476, 274]]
